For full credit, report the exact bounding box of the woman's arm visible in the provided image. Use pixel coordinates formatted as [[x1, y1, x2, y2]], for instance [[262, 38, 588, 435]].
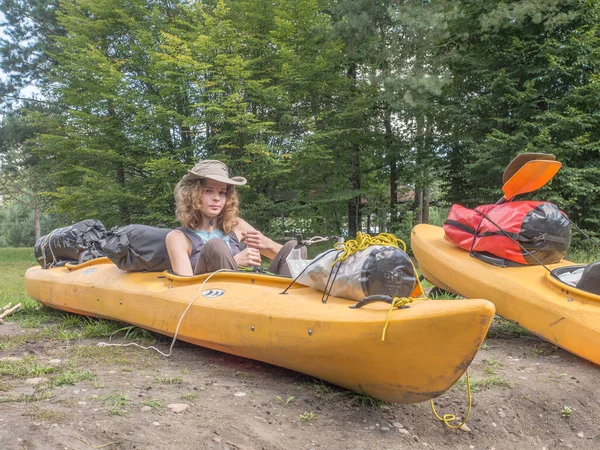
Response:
[[235, 218, 282, 260], [166, 230, 194, 276]]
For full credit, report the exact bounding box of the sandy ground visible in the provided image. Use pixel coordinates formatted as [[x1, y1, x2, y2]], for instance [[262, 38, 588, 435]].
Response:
[[1, 315, 599, 450]]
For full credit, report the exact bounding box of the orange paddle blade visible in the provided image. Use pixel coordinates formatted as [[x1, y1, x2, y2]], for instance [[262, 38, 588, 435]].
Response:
[[502, 160, 562, 201], [502, 153, 556, 184]]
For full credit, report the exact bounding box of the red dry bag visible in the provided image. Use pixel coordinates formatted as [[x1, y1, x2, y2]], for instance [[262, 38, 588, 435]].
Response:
[[443, 201, 571, 266]]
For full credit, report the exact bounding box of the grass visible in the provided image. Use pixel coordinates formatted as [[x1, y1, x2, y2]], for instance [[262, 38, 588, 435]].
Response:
[[524, 345, 555, 357], [141, 399, 165, 411], [0, 389, 54, 404], [155, 375, 184, 384], [0, 356, 55, 378], [454, 373, 511, 393], [27, 406, 68, 422], [487, 316, 531, 338], [276, 395, 294, 406], [50, 368, 94, 387], [548, 372, 567, 381], [482, 357, 503, 374], [0, 248, 46, 323], [180, 393, 199, 401], [561, 405, 573, 418], [65, 344, 159, 367], [233, 371, 254, 379], [300, 411, 317, 423], [0, 248, 151, 344], [311, 379, 387, 408], [565, 245, 600, 264], [99, 391, 130, 416]]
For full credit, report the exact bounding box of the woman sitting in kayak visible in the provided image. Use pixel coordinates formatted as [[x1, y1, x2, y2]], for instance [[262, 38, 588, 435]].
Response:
[[166, 159, 305, 276]]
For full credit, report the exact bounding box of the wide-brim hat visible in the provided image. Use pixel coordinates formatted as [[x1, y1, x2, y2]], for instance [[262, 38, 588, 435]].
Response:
[[179, 160, 247, 187]]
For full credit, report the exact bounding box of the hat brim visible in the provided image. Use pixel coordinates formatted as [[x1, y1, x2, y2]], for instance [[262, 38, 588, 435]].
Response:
[[183, 172, 247, 186]]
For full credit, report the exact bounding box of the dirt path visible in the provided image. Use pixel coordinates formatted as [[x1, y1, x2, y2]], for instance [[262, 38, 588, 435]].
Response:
[[1, 316, 599, 450]]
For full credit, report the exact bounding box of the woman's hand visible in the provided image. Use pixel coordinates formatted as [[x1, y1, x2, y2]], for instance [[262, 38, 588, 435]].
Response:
[[234, 247, 262, 267], [241, 230, 270, 251], [235, 218, 282, 260]]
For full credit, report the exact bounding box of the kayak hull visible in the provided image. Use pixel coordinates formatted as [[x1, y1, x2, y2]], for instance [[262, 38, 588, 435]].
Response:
[[24, 258, 495, 403], [411, 224, 600, 365]]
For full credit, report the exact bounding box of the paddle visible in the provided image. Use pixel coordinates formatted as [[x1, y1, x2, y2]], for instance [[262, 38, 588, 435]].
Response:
[[502, 153, 556, 185], [497, 159, 562, 204]]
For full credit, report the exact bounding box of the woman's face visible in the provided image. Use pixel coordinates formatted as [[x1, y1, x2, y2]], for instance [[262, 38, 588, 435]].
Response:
[[198, 179, 228, 219]]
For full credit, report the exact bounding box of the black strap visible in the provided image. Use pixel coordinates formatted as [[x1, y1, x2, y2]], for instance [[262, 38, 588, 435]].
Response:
[[444, 220, 476, 235], [445, 220, 567, 244]]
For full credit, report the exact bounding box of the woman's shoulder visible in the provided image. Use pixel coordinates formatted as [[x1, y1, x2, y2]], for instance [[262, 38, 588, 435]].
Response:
[[166, 228, 193, 250]]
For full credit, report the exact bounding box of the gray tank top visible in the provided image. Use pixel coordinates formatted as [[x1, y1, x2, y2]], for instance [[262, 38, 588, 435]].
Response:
[[176, 226, 242, 270]]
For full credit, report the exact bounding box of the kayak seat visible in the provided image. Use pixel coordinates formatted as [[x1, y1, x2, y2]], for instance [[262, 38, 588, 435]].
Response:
[[575, 262, 600, 295]]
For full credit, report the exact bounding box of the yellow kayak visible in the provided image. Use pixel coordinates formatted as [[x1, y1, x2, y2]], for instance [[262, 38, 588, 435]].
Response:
[[412, 224, 600, 365], [24, 257, 494, 404]]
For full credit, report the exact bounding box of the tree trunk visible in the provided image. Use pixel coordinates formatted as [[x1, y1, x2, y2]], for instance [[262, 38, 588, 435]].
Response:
[[34, 196, 41, 241], [384, 108, 397, 224], [422, 189, 430, 224], [116, 163, 130, 224], [347, 64, 362, 237], [347, 151, 362, 237], [413, 188, 423, 225]]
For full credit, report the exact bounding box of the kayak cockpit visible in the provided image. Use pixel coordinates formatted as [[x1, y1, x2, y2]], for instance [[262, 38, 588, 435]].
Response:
[[547, 263, 600, 300]]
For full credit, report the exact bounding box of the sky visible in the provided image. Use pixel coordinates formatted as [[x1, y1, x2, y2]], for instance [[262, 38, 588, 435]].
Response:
[[0, 11, 41, 104], [0, 11, 7, 83]]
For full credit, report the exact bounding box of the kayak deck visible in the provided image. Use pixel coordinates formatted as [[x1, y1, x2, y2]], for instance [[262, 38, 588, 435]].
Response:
[[25, 258, 494, 403], [412, 224, 600, 365]]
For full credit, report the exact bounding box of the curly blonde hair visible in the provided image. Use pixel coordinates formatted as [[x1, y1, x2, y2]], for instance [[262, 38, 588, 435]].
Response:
[[174, 179, 240, 233]]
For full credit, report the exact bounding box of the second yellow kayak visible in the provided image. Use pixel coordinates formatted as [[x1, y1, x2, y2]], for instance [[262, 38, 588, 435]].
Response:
[[412, 224, 600, 365]]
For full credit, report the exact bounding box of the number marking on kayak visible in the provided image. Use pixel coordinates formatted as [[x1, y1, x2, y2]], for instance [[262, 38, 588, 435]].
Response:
[[202, 289, 225, 298]]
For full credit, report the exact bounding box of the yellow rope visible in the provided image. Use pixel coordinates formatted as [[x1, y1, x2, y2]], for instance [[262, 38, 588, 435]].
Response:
[[332, 232, 406, 266], [336, 232, 471, 429], [381, 297, 413, 341], [430, 370, 473, 429]]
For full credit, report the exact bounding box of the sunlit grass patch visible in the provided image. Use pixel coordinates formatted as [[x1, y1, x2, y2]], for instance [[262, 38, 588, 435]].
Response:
[[0, 356, 55, 378], [0, 248, 37, 311], [276, 395, 294, 406], [300, 411, 317, 423], [454, 374, 511, 393], [50, 369, 94, 387]]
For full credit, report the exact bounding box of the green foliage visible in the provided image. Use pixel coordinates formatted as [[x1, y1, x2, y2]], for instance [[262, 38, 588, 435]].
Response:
[[0, 201, 65, 247], [441, 0, 600, 231], [1, 0, 600, 240]]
